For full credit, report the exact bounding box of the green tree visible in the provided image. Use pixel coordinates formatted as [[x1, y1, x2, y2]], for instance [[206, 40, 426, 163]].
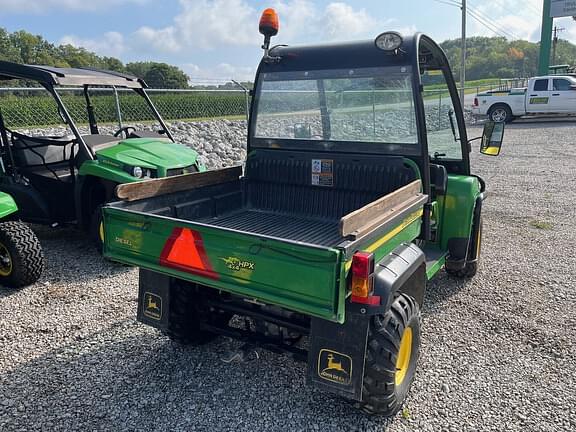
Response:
[[127, 62, 189, 88]]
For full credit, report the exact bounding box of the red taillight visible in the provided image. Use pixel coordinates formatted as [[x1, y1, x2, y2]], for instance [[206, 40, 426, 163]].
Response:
[[351, 251, 379, 305], [474, 97, 479, 107], [352, 251, 373, 278]]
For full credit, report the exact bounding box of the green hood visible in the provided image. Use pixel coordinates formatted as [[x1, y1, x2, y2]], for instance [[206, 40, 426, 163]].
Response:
[[96, 138, 199, 170]]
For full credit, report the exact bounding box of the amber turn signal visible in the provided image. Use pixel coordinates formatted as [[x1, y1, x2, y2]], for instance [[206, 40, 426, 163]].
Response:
[[259, 8, 279, 37]]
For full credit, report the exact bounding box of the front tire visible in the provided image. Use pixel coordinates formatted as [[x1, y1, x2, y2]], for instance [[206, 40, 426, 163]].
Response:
[[90, 206, 104, 254], [0, 221, 44, 288], [488, 104, 513, 123], [358, 293, 421, 416]]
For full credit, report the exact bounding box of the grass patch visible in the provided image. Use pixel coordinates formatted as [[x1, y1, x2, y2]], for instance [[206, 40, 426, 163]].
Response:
[[401, 407, 411, 420], [529, 220, 553, 230]]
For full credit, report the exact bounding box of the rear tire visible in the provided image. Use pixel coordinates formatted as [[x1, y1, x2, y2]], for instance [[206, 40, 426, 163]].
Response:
[[163, 281, 232, 345], [0, 221, 44, 288], [358, 293, 421, 416], [488, 104, 513, 123]]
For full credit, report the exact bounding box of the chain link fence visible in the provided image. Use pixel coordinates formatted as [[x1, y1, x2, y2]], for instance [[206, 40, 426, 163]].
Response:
[[0, 87, 249, 128], [0, 82, 502, 129]]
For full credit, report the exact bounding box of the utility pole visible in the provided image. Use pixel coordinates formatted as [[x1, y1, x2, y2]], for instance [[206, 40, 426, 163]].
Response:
[[460, 0, 466, 108], [552, 26, 565, 65], [538, 0, 553, 75]]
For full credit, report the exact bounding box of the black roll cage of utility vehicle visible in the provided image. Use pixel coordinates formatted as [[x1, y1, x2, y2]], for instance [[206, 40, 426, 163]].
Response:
[[0, 61, 177, 227], [248, 34, 470, 241], [0, 60, 175, 163]]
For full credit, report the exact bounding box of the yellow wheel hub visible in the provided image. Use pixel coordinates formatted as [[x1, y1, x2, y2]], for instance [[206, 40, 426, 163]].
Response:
[[0, 242, 13, 277], [395, 327, 413, 386]]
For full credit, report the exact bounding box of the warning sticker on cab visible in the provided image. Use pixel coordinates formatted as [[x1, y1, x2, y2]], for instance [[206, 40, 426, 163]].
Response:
[[311, 159, 333, 187]]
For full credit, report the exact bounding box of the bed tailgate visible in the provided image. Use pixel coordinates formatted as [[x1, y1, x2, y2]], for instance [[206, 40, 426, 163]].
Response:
[[102, 207, 345, 322]]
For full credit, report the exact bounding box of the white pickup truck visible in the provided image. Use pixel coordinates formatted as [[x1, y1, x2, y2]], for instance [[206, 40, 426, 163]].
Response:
[[472, 75, 576, 122]]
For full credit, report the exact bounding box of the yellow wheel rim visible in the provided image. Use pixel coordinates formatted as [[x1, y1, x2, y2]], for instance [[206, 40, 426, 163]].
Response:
[[0, 242, 13, 277], [395, 327, 413, 386], [99, 221, 104, 242]]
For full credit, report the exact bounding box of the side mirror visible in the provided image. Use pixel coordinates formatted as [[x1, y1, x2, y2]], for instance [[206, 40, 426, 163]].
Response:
[[480, 121, 505, 156], [570, 84, 576, 90]]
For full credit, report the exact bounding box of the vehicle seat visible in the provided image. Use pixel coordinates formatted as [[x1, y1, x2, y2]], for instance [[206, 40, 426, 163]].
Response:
[[11, 132, 76, 166], [11, 132, 76, 181]]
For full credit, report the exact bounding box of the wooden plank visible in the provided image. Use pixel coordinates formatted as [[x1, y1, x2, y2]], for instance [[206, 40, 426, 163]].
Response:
[[115, 165, 242, 202], [339, 180, 423, 237], [344, 194, 428, 240]]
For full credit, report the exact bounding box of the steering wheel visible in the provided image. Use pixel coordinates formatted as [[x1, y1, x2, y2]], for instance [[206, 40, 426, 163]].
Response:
[[113, 126, 136, 138]]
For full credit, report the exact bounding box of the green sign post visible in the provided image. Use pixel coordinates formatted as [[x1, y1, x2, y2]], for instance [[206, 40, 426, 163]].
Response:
[[539, 0, 553, 75]]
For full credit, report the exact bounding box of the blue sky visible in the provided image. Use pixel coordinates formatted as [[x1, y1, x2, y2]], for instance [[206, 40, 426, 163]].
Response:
[[1, 0, 575, 82]]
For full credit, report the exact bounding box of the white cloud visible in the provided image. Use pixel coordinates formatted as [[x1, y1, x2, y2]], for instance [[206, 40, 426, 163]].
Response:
[[0, 0, 146, 13], [184, 63, 256, 83], [133, 0, 258, 53], [469, 0, 543, 41], [131, 0, 392, 53], [60, 32, 125, 58], [323, 2, 379, 40]]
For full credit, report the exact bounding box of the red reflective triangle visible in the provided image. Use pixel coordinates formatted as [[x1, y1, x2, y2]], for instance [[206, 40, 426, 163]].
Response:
[[159, 227, 218, 280]]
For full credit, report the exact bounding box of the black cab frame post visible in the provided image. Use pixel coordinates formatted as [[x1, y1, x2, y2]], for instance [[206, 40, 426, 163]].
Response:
[[43, 84, 94, 161], [83, 85, 99, 135], [135, 88, 175, 142]]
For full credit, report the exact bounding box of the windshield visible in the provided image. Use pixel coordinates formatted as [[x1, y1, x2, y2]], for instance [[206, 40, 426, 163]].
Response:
[[254, 66, 418, 145]]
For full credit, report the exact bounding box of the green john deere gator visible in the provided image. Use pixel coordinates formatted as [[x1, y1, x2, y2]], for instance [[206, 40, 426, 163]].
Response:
[[0, 61, 202, 251], [102, 9, 505, 416]]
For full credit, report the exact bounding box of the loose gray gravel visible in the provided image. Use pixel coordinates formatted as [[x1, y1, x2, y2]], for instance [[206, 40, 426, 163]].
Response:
[[1, 119, 576, 431]]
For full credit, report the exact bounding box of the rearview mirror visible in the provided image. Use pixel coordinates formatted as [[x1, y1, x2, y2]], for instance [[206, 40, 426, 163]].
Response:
[[480, 121, 505, 156]]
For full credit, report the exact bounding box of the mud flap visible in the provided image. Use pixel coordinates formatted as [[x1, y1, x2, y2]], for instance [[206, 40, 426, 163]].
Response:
[[307, 314, 370, 401], [137, 269, 171, 330]]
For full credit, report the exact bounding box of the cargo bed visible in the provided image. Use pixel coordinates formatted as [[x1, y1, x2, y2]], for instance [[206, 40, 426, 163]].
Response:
[[104, 151, 427, 321], [198, 208, 342, 247]]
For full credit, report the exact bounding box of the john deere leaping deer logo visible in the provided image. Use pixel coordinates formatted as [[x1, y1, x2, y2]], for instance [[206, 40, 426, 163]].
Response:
[[318, 349, 352, 385], [143, 292, 162, 320]]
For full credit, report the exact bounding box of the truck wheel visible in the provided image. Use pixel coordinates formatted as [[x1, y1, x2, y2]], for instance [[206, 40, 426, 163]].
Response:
[[0, 221, 44, 288], [163, 282, 232, 345], [358, 293, 421, 416], [446, 215, 482, 279], [90, 206, 104, 254], [488, 105, 512, 123]]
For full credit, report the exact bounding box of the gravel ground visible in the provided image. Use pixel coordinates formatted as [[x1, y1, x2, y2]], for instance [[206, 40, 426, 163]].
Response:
[[1, 119, 575, 431]]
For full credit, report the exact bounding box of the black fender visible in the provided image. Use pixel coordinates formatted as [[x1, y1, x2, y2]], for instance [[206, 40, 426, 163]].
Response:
[[372, 242, 426, 310], [466, 195, 483, 264]]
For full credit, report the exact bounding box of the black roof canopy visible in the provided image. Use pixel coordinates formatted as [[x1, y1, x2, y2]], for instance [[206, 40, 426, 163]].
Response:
[[0, 60, 146, 88], [261, 34, 446, 74]]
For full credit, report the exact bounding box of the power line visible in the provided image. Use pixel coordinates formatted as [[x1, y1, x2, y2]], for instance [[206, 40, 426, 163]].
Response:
[[430, 0, 460, 7], [430, 0, 521, 40], [467, 7, 520, 39], [467, 3, 522, 39]]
